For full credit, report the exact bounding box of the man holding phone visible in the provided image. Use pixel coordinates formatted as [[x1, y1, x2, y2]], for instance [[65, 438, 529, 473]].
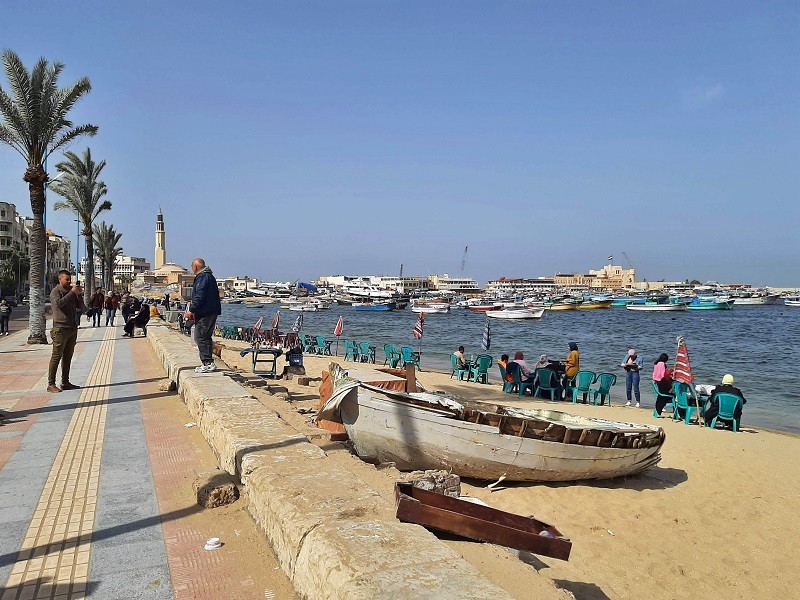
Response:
[[48, 270, 86, 393]]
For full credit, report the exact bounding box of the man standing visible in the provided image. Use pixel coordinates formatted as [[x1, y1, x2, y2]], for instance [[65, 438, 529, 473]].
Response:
[[0, 299, 11, 335], [48, 270, 85, 393], [187, 258, 221, 373]]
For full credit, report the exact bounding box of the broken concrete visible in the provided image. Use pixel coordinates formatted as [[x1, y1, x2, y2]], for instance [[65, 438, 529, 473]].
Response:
[[193, 470, 239, 508]]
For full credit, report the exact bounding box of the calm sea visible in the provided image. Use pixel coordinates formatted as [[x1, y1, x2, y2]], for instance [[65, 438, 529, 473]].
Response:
[[219, 303, 800, 435]]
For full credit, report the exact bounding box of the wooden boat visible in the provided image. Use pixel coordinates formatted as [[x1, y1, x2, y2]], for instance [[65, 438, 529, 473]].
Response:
[[353, 301, 396, 312], [732, 292, 780, 305], [289, 304, 318, 312], [468, 304, 502, 312], [577, 300, 612, 309], [545, 300, 580, 311], [687, 298, 735, 310], [411, 304, 450, 314], [318, 366, 665, 482], [784, 296, 800, 307], [486, 308, 544, 319], [626, 298, 687, 312], [395, 483, 572, 560]]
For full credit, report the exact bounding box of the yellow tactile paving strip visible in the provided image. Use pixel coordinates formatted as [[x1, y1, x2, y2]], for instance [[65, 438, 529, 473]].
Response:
[[3, 328, 116, 600]]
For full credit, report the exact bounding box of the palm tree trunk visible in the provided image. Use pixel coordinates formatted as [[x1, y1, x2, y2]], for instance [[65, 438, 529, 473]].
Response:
[[24, 167, 48, 344], [84, 233, 95, 305]]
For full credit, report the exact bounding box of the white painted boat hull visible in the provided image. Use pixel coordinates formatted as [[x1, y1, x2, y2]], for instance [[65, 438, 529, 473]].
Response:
[[486, 308, 544, 319], [733, 296, 779, 305], [331, 388, 664, 482], [411, 306, 450, 314], [626, 304, 687, 312]]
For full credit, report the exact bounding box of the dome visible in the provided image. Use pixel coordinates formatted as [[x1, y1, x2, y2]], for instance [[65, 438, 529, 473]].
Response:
[[154, 262, 188, 274]]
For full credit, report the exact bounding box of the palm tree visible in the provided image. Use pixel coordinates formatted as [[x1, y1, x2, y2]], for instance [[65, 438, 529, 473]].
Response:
[[0, 50, 98, 343], [93, 222, 122, 291], [50, 148, 111, 305]]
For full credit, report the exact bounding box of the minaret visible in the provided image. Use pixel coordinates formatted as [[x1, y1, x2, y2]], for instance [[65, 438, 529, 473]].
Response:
[[155, 208, 166, 269]]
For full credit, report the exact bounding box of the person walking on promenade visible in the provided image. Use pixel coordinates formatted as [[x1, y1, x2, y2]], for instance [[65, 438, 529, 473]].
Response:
[[89, 288, 104, 327], [0, 299, 11, 335], [104, 292, 119, 326], [622, 349, 643, 407], [186, 258, 221, 373], [48, 270, 85, 393]]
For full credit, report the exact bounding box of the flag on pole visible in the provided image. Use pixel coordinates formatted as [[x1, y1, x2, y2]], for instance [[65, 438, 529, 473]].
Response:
[[413, 312, 424, 339], [292, 314, 303, 333], [607, 255, 613, 262], [334, 315, 344, 337], [270, 311, 280, 331], [482, 317, 491, 351], [674, 336, 694, 383]]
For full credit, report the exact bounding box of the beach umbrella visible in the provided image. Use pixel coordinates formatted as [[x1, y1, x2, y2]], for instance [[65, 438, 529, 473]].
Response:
[[270, 311, 280, 331], [675, 336, 701, 425], [482, 317, 491, 351], [292, 314, 303, 333], [333, 315, 344, 356], [253, 316, 264, 333]]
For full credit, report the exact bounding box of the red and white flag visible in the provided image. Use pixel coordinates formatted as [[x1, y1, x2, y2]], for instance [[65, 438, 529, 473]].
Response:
[[413, 312, 424, 339], [674, 336, 694, 384], [334, 315, 344, 337], [270, 311, 280, 331]]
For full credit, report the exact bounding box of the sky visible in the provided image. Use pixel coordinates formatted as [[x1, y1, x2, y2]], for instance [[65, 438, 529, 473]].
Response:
[[1, 1, 798, 285]]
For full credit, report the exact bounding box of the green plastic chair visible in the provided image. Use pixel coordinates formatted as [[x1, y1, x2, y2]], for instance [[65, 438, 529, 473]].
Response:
[[672, 381, 703, 424], [389, 345, 402, 368], [400, 346, 421, 370], [302, 335, 317, 353], [569, 370, 597, 403], [708, 393, 743, 432], [450, 354, 470, 380], [651, 382, 675, 418], [470, 354, 493, 384], [498, 365, 517, 393], [344, 340, 358, 361], [359, 341, 376, 364], [316, 336, 332, 356], [510, 363, 535, 397], [383, 344, 401, 367], [533, 368, 561, 400], [591, 373, 617, 406]]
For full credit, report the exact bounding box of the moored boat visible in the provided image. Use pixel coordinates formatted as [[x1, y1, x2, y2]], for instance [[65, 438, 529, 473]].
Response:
[[468, 304, 502, 312], [686, 297, 735, 310], [289, 303, 318, 312], [626, 297, 688, 312], [318, 366, 666, 482], [784, 296, 800, 307], [577, 300, 613, 310], [486, 308, 545, 319], [353, 301, 396, 312], [411, 303, 450, 314]]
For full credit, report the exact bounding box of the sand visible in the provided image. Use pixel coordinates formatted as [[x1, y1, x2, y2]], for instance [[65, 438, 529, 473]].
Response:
[[217, 339, 798, 600]]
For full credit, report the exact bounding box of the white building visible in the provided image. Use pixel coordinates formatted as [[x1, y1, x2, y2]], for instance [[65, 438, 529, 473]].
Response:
[[0, 202, 29, 261], [486, 277, 557, 295], [45, 229, 72, 284], [81, 254, 150, 288], [426, 274, 480, 293]]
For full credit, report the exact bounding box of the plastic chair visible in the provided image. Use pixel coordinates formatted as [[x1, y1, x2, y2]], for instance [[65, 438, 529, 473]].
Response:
[[591, 373, 617, 406], [383, 344, 397, 367], [388, 345, 401, 368], [708, 393, 743, 431], [470, 354, 493, 384], [316, 336, 332, 356], [400, 346, 421, 370], [344, 340, 358, 361], [359, 341, 376, 364], [533, 368, 562, 400], [651, 382, 675, 418], [510, 363, 535, 397], [450, 355, 470, 380], [672, 381, 703, 424], [498, 365, 517, 393], [569, 370, 597, 403]]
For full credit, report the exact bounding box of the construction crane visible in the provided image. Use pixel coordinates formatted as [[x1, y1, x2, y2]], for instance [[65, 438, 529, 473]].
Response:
[[622, 252, 636, 271], [460, 246, 468, 273]]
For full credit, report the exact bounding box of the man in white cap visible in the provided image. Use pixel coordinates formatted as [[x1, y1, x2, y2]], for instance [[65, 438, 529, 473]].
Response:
[[622, 349, 643, 407], [704, 374, 746, 427]]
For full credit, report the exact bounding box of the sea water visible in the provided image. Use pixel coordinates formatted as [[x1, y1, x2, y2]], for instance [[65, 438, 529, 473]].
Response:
[[219, 303, 800, 435]]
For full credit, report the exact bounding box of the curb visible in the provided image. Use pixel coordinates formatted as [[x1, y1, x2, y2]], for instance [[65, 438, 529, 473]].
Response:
[[146, 326, 515, 600]]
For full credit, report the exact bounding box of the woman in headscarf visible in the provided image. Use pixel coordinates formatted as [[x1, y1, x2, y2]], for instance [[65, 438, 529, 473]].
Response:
[[622, 349, 643, 407], [561, 342, 581, 399], [511, 351, 536, 382], [652, 353, 674, 416]]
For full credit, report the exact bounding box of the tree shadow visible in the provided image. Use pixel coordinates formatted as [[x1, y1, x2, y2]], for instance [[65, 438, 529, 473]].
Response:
[[553, 579, 612, 600], [78, 376, 164, 390]]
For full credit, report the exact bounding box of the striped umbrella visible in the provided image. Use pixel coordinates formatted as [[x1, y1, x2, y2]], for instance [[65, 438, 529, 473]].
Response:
[[413, 312, 424, 339], [292, 314, 303, 333], [270, 311, 280, 331], [253, 316, 264, 333], [482, 317, 491, 351], [674, 336, 694, 383], [334, 315, 344, 337]]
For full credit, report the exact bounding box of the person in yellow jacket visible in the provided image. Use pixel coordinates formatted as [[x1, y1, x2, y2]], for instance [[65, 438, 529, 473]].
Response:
[[561, 342, 580, 399]]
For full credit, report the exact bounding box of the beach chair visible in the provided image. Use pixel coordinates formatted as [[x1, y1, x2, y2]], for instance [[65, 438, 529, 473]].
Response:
[[569, 370, 596, 404], [302, 335, 317, 354], [400, 346, 421, 370], [591, 373, 617, 406], [383, 344, 401, 368], [344, 340, 358, 362], [498, 365, 517, 393], [359, 341, 376, 364], [672, 381, 703, 425], [316, 336, 333, 356], [510, 363, 535, 397], [708, 393, 743, 432], [533, 368, 561, 400], [451, 355, 470, 380], [470, 354, 493, 384], [651, 382, 675, 418]]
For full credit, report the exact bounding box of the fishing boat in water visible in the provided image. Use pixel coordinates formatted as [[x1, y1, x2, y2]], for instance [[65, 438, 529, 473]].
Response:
[[545, 298, 581, 311], [468, 304, 502, 312], [288, 303, 318, 312], [731, 291, 780, 305], [686, 297, 735, 310], [411, 303, 450, 314], [353, 301, 396, 312], [577, 299, 613, 310], [784, 296, 800, 307], [486, 308, 545, 319], [318, 365, 665, 482], [626, 297, 688, 312]]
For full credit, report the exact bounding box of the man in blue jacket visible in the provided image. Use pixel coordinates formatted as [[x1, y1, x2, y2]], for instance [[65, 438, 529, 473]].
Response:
[[187, 258, 222, 373]]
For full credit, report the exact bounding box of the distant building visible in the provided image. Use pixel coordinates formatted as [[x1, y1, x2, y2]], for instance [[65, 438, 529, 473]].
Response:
[[155, 208, 166, 269], [45, 229, 72, 282], [486, 277, 557, 295], [82, 254, 150, 288], [0, 201, 28, 261], [134, 210, 194, 299], [553, 263, 636, 290], [426, 274, 480, 294], [218, 276, 255, 293]]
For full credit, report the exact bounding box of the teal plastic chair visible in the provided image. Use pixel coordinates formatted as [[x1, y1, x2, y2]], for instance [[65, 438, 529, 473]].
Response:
[[498, 365, 517, 393], [450, 355, 470, 380], [591, 373, 617, 406], [389, 345, 402, 368], [470, 354, 493, 384], [400, 346, 421, 370], [569, 370, 597, 403], [672, 381, 703, 424], [510, 363, 535, 397], [708, 393, 743, 431], [383, 344, 401, 368], [344, 340, 358, 361], [302, 335, 317, 354], [316, 336, 332, 356], [533, 369, 562, 400], [651, 382, 675, 418], [359, 341, 376, 363]]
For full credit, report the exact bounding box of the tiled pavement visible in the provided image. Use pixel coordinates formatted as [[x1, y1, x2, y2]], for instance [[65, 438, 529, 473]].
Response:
[[0, 324, 286, 599]]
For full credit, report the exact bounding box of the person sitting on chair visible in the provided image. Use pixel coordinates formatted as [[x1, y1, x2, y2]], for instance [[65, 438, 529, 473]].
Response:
[[454, 346, 470, 370], [704, 374, 746, 427], [652, 353, 675, 416], [512, 351, 536, 383], [123, 304, 151, 337]]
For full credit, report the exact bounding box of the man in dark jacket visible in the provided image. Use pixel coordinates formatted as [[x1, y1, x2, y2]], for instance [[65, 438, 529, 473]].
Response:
[[704, 374, 746, 427], [187, 258, 221, 373], [48, 270, 85, 393]]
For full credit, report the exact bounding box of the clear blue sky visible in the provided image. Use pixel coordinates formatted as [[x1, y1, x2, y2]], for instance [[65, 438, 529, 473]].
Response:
[[1, 1, 798, 285]]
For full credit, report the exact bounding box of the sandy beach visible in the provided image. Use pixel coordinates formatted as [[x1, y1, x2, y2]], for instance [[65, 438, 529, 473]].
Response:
[[217, 339, 797, 600]]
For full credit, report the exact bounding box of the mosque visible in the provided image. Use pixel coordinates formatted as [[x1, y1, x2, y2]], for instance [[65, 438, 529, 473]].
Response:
[[134, 209, 195, 299]]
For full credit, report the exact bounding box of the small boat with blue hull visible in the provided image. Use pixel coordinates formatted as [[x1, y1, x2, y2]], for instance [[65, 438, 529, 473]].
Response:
[[353, 301, 396, 312], [687, 297, 735, 310]]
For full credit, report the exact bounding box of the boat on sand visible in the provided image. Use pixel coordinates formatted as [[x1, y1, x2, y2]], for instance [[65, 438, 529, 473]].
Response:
[[318, 365, 666, 482]]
